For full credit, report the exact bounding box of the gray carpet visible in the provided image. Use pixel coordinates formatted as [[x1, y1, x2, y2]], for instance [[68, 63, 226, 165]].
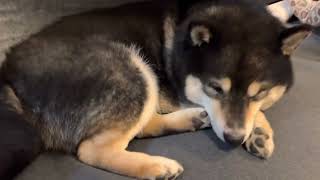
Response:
[[15, 34, 320, 180], [294, 33, 320, 62]]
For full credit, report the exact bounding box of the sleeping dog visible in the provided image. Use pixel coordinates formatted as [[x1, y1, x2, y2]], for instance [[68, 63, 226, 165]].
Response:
[[0, 0, 310, 179]]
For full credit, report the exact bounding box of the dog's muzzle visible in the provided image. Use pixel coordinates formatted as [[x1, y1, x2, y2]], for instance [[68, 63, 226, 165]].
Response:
[[223, 132, 245, 147]]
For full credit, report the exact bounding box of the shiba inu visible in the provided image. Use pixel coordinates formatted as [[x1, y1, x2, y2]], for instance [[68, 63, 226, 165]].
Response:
[[0, 0, 311, 179]]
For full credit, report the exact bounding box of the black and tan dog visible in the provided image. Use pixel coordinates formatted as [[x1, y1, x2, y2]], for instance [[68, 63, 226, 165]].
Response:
[[0, 0, 310, 179]]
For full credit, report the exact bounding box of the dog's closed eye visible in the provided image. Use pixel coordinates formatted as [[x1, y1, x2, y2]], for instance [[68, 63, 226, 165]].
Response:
[[250, 89, 269, 101], [204, 81, 224, 98]]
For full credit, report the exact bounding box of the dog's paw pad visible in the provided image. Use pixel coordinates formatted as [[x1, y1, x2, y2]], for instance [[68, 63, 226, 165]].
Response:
[[200, 111, 208, 118], [254, 128, 270, 139], [254, 127, 264, 135], [190, 109, 211, 130], [254, 138, 265, 148], [245, 127, 274, 159], [192, 118, 205, 129]]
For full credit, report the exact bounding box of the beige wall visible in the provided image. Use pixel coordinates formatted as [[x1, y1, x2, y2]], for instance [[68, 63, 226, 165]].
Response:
[[0, 0, 145, 63]]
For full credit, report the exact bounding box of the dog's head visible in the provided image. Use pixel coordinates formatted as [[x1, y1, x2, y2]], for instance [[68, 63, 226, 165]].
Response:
[[170, 0, 311, 145]]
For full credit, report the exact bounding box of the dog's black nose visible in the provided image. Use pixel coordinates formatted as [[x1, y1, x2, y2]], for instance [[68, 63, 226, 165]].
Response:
[[223, 133, 244, 147]]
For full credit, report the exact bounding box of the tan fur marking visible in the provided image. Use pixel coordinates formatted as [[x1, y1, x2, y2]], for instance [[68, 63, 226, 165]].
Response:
[[247, 82, 262, 97], [1, 86, 23, 114], [254, 111, 273, 137], [163, 15, 176, 79], [190, 25, 211, 46], [137, 114, 166, 138], [163, 16, 176, 51], [244, 101, 263, 141], [158, 93, 181, 114], [282, 31, 310, 56], [261, 85, 286, 110], [78, 128, 183, 179], [217, 78, 232, 93]]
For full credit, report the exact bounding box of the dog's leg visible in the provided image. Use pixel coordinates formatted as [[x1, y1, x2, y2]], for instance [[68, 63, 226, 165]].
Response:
[[78, 128, 183, 180], [244, 111, 275, 159], [137, 108, 211, 138]]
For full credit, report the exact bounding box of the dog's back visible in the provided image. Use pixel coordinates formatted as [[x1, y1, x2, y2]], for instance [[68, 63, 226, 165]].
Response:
[[0, 2, 170, 178]]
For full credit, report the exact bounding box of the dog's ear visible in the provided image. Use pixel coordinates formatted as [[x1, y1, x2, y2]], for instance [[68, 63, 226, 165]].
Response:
[[280, 25, 312, 56], [189, 24, 212, 47]]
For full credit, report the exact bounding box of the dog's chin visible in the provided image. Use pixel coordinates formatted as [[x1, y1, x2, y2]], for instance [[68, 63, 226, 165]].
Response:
[[207, 112, 253, 145], [211, 126, 225, 143], [199, 102, 253, 145], [206, 112, 226, 143]]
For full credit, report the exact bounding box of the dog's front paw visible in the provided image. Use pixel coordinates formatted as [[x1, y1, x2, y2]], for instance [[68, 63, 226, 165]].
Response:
[[190, 108, 211, 130], [140, 157, 184, 180], [244, 127, 274, 159]]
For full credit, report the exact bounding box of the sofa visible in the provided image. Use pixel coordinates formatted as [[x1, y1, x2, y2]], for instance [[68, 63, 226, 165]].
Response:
[[0, 0, 319, 180]]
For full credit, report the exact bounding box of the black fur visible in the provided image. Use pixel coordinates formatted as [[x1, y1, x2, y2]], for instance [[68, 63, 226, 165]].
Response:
[[3, 42, 147, 153], [170, 0, 310, 128], [0, 80, 42, 180], [173, 0, 292, 94]]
